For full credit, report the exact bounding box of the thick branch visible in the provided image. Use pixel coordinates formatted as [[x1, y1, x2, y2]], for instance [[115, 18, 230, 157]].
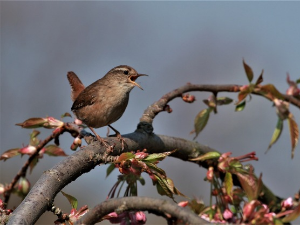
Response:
[[76, 196, 206, 224], [8, 129, 215, 224], [7, 127, 281, 224], [9, 83, 297, 224]]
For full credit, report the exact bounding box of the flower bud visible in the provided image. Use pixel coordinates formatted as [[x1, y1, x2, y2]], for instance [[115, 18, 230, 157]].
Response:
[[19, 145, 37, 155], [135, 152, 148, 159], [135, 211, 147, 224], [281, 197, 293, 209], [75, 118, 83, 125], [178, 201, 188, 207], [206, 166, 214, 181], [274, 98, 290, 120], [182, 94, 196, 103], [243, 200, 260, 222], [15, 177, 30, 197], [43, 117, 64, 129], [223, 208, 233, 220], [163, 105, 172, 113], [0, 184, 5, 195]]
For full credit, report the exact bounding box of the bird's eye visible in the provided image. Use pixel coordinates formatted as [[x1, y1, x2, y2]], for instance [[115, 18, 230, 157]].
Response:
[[123, 70, 129, 75]]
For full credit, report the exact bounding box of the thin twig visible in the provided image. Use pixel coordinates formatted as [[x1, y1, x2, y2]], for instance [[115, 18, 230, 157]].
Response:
[[140, 83, 300, 124], [3, 123, 80, 206]]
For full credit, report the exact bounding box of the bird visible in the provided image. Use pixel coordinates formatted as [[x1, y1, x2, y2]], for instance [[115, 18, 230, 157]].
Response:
[[67, 65, 147, 148]]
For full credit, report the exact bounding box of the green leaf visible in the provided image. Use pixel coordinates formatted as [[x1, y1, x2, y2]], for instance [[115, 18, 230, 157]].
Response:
[[224, 172, 233, 197], [29, 156, 39, 174], [29, 130, 40, 146], [0, 148, 20, 161], [44, 145, 68, 156], [236, 171, 257, 201], [228, 159, 243, 171], [61, 112, 72, 118], [296, 78, 300, 84], [138, 177, 145, 185], [235, 101, 246, 112], [282, 203, 300, 223], [15, 118, 47, 129], [146, 162, 166, 177], [255, 70, 264, 85], [188, 199, 206, 214], [254, 173, 263, 201], [193, 108, 212, 139], [216, 97, 233, 105], [61, 191, 78, 210], [267, 118, 283, 151], [243, 59, 254, 83], [236, 86, 252, 105], [288, 114, 299, 159], [30, 130, 40, 139], [143, 151, 175, 163], [166, 178, 186, 197], [260, 84, 284, 100], [116, 152, 135, 163], [106, 163, 116, 177], [155, 175, 184, 199], [190, 151, 221, 161], [155, 175, 173, 198]]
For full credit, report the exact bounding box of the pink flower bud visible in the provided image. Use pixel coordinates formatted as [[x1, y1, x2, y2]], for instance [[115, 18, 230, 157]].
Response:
[[262, 204, 269, 213], [281, 197, 293, 209], [274, 98, 290, 120], [43, 117, 64, 129], [70, 143, 79, 151], [240, 85, 249, 91], [286, 74, 300, 96], [105, 212, 127, 224], [178, 201, 188, 207], [223, 208, 233, 220], [69, 205, 89, 223], [243, 200, 260, 221], [135, 211, 147, 224], [182, 94, 196, 103], [75, 118, 83, 125], [264, 212, 276, 220], [135, 152, 148, 159], [0, 184, 4, 195], [15, 177, 30, 196], [19, 145, 37, 155], [74, 137, 82, 146], [207, 166, 214, 181]]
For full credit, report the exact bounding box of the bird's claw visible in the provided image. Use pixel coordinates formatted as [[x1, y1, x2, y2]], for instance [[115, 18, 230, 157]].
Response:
[[116, 133, 127, 151]]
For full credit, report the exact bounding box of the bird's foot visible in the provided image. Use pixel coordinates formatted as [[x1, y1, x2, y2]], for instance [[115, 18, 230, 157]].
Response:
[[108, 125, 127, 150], [95, 134, 114, 153], [116, 133, 127, 150]]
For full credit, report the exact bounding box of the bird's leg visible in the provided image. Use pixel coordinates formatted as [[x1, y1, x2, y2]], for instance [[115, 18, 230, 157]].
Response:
[[89, 127, 113, 152], [108, 125, 127, 150]]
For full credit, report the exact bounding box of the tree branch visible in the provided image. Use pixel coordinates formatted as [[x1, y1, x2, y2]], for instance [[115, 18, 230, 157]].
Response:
[[7, 126, 282, 224], [76, 196, 206, 224], [8, 82, 297, 224], [3, 123, 80, 206], [140, 83, 300, 124]]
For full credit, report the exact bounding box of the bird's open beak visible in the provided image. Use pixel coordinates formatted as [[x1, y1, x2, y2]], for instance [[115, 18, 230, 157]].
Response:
[[128, 74, 148, 90]]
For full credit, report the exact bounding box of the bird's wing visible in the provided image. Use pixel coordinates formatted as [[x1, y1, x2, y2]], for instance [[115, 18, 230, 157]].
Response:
[[71, 82, 99, 111]]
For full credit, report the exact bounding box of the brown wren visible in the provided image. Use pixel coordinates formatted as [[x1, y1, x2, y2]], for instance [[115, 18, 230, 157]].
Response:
[[67, 65, 147, 148]]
